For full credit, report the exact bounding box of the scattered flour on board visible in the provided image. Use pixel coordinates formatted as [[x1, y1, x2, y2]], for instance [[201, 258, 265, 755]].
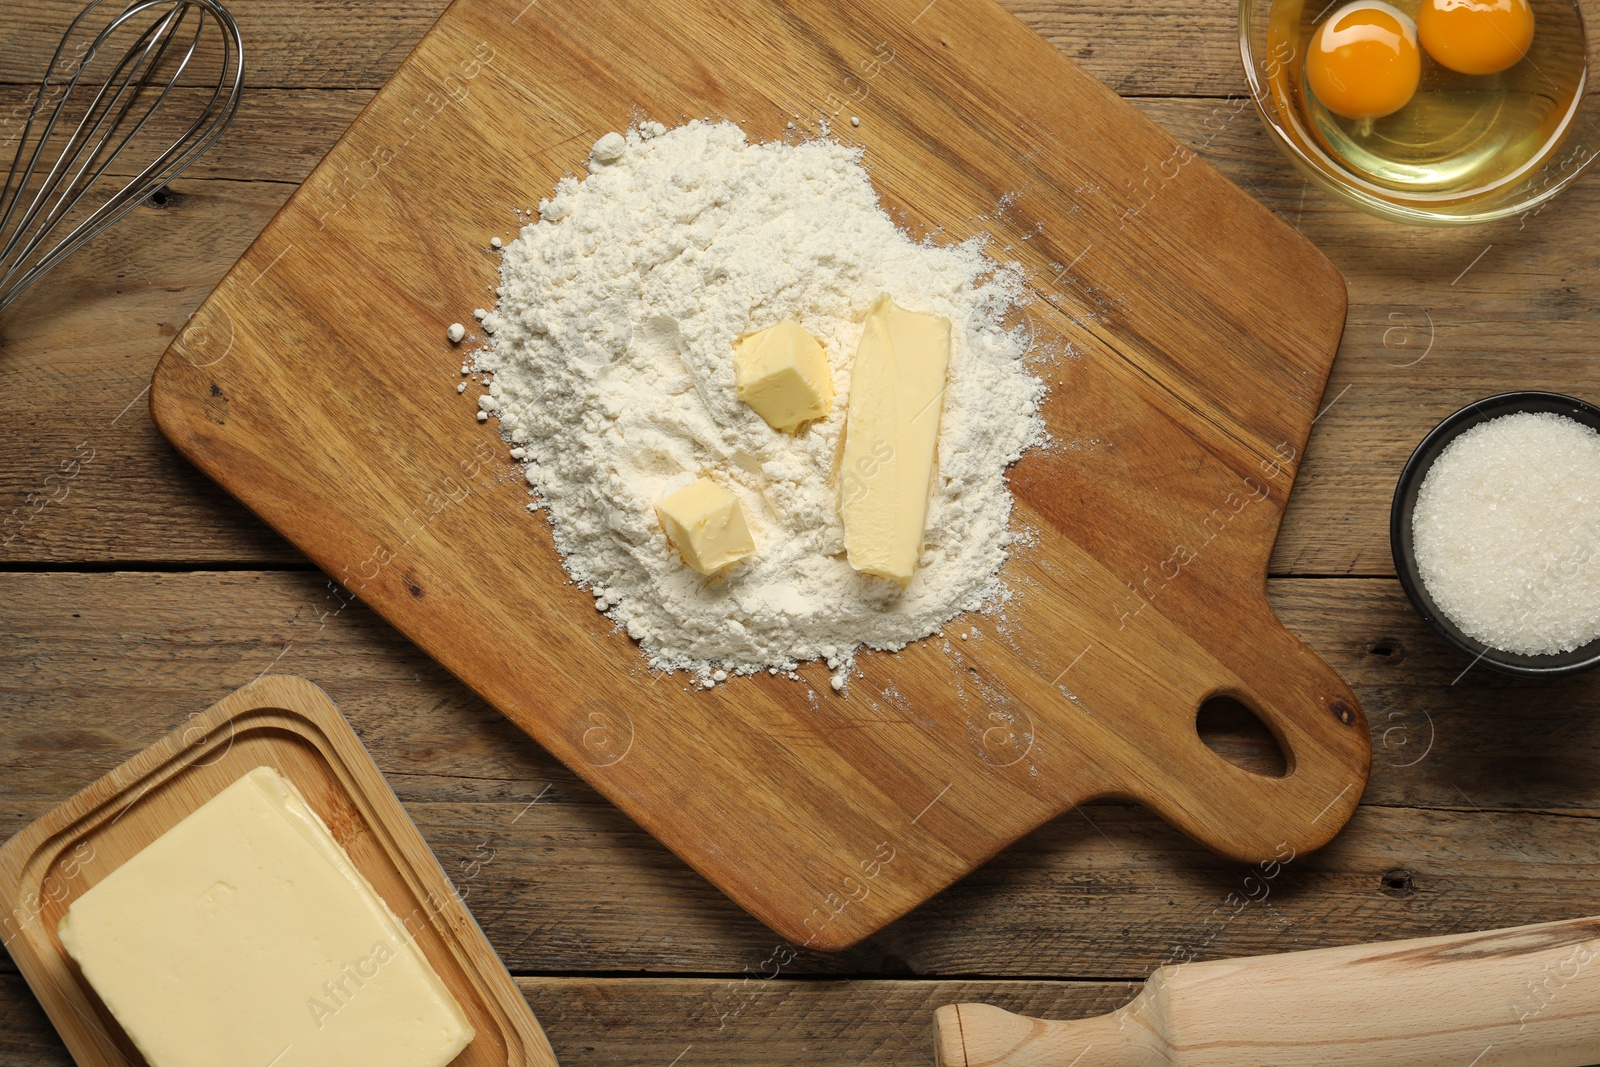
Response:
[[469, 120, 1046, 684]]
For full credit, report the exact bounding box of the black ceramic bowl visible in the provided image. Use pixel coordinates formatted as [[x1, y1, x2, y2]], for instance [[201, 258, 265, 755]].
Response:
[[1391, 391, 1600, 678]]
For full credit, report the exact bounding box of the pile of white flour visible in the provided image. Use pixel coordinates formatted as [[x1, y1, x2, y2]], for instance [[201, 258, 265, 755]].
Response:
[[470, 120, 1044, 684]]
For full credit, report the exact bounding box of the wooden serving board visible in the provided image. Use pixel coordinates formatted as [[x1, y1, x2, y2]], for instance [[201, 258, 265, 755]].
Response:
[[150, 0, 1370, 950], [0, 676, 558, 1067]]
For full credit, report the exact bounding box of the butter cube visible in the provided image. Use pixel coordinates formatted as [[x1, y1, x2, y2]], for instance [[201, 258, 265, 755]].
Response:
[[57, 766, 474, 1067], [656, 477, 756, 574], [839, 294, 951, 584], [733, 319, 834, 432]]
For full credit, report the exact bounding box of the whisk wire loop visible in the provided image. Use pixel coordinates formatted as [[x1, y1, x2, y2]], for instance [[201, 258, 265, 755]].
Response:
[[0, 0, 243, 312]]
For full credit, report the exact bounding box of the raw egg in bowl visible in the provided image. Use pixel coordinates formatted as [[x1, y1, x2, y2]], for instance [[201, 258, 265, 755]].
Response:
[[1240, 0, 1600, 223]]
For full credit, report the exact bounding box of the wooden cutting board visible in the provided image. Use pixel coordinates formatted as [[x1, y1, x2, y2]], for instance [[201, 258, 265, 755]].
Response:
[[0, 676, 558, 1066], [150, 0, 1369, 950]]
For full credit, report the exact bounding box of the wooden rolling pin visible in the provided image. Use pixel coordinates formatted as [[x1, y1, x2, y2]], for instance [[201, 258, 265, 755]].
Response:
[[934, 916, 1600, 1066]]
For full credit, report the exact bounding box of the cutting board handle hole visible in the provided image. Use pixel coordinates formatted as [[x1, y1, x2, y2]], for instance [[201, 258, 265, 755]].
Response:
[[1196, 695, 1288, 778]]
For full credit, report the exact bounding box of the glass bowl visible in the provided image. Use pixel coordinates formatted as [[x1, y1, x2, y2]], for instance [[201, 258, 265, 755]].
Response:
[[1240, 0, 1600, 225], [1391, 391, 1600, 676]]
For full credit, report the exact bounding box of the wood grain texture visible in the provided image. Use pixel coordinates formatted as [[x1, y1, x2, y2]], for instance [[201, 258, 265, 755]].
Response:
[[145, 0, 1369, 949], [0, 676, 558, 1067], [6, 0, 1600, 1061], [0, 87, 369, 183], [0, 971, 1139, 1066], [517, 977, 1138, 1066], [5, 572, 1599, 981], [7, 97, 1598, 572], [4, 571, 1589, 818], [0, 0, 1245, 97], [0, 1, 440, 89]]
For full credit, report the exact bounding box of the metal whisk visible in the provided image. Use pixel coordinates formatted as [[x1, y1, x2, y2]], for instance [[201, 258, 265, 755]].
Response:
[[0, 0, 243, 313]]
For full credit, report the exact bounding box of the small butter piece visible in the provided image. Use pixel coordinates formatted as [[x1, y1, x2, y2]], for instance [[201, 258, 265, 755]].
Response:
[[656, 477, 756, 575], [839, 293, 951, 584], [57, 766, 474, 1067], [733, 319, 834, 432]]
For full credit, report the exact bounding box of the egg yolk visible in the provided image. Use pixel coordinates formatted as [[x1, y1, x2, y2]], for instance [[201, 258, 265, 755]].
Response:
[[1306, 1, 1422, 120], [1418, 0, 1535, 75]]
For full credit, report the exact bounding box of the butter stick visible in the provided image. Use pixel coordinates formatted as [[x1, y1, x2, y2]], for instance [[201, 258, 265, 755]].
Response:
[[839, 294, 951, 584], [57, 766, 474, 1067]]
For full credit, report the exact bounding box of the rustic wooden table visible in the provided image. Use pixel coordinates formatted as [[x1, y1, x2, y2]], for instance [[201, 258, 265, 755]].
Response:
[[3, 1, 1598, 1063]]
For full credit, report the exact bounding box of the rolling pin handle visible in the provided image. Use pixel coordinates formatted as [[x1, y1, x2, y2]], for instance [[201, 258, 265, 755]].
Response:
[[933, 1000, 1169, 1067], [936, 917, 1600, 1067]]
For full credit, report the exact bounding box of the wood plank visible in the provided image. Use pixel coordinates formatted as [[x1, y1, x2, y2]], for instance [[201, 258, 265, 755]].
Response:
[[0, 87, 370, 183], [11, 939, 1600, 1064], [0, 972, 1136, 1066], [0, 973, 73, 1067], [6, 99, 1597, 571], [5, 572, 1591, 816], [3, 572, 1599, 978], [997, 0, 1246, 97], [0, 0, 1240, 97], [0, 179, 301, 563], [0, 0, 441, 90], [423, 799, 1600, 976], [517, 977, 1136, 1066]]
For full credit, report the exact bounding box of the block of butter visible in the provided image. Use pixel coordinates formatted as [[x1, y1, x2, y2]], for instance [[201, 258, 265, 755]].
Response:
[[57, 766, 474, 1067], [839, 294, 951, 584], [656, 476, 756, 575], [733, 318, 834, 432]]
